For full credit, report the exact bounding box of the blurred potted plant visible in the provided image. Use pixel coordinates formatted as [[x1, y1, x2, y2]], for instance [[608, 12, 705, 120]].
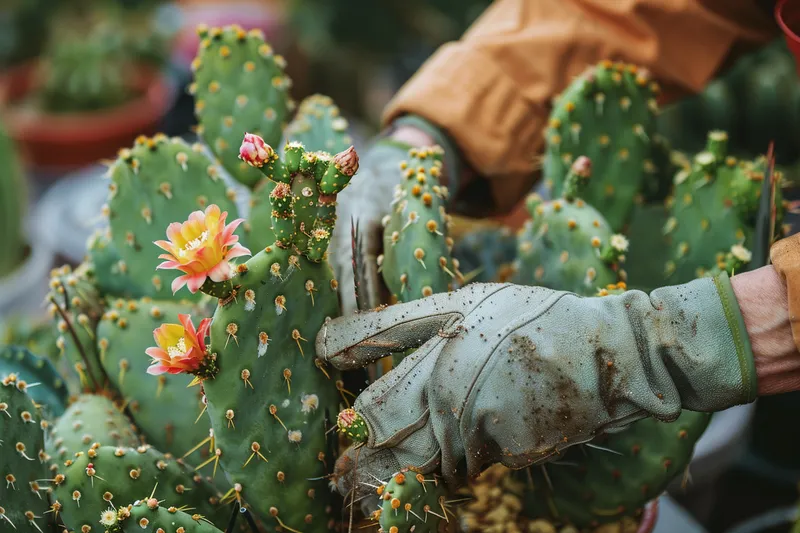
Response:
[[0, 0, 53, 69], [0, 3, 176, 173], [0, 115, 54, 319]]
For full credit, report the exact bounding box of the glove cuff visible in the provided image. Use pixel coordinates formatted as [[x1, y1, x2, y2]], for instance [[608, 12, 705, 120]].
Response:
[[386, 114, 464, 208], [770, 233, 800, 354]]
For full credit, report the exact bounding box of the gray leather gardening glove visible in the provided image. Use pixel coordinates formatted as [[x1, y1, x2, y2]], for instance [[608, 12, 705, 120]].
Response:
[[330, 116, 463, 314], [317, 273, 758, 499]]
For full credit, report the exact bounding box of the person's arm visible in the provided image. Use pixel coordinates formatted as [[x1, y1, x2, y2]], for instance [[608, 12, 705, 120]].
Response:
[[383, 0, 777, 216]]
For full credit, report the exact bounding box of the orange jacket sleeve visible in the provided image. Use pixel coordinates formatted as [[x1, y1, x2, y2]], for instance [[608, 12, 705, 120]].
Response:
[[382, 0, 778, 215]]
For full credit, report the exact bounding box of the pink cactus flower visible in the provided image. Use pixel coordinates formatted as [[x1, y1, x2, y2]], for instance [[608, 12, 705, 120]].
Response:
[[145, 314, 211, 375], [155, 204, 251, 294]]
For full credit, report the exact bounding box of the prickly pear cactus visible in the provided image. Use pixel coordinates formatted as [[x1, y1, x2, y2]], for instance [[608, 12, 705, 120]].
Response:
[[47, 264, 108, 392], [86, 229, 148, 299], [170, 138, 359, 531], [0, 345, 69, 417], [105, 135, 243, 300], [518, 409, 710, 528], [663, 131, 784, 282], [544, 61, 661, 231], [451, 225, 518, 284], [0, 373, 51, 533], [0, 116, 26, 278], [283, 94, 354, 154], [511, 157, 628, 296], [102, 500, 223, 533], [192, 24, 292, 188], [96, 297, 218, 473], [47, 394, 140, 462], [379, 146, 460, 303], [374, 469, 451, 533], [51, 445, 226, 533]]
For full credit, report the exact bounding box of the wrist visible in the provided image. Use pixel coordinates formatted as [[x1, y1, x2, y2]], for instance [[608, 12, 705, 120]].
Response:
[[731, 266, 800, 395]]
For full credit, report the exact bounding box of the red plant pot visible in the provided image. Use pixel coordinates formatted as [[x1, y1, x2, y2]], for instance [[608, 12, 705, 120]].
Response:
[[637, 500, 660, 533], [777, 0, 800, 74], [0, 61, 173, 174]]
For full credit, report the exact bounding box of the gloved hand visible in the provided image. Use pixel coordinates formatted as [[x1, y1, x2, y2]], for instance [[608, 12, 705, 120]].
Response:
[[329, 116, 462, 315], [317, 275, 757, 499]]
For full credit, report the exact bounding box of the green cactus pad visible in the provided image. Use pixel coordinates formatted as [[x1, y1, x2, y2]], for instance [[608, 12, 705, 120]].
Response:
[[194, 140, 358, 531], [379, 146, 460, 304], [51, 445, 226, 533], [663, 131, 784, 283], [47, 394, 140, 463], [96, 297, 221, 482], [86, 229, 148, 300], [0, 345, 69, 418], [192, 24, 292, 189], [375, 470, 451, 533], [106, 135, 243, 300], [0, 374, 51, 533], [519, 410, 711, 528], [47, 264, 108, 392], [511, 159, 627, 296], [544, 61, 661, 231], [106, 500, 223, 533], [283, 94, 354, 154], [451, 226, 518, 284]]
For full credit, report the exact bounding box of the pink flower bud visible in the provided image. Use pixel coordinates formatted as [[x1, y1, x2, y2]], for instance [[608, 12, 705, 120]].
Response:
[[239, 133, 274, 167], [332, 146, 359, 176], [571, 156, 592, 178]]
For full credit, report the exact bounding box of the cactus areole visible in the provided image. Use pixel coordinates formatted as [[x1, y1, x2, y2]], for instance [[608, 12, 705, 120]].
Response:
[[148, 133, 359, 531]]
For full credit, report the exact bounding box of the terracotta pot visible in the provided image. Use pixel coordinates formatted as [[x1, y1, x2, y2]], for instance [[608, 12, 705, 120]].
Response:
[[0, 61, 173, 173], [777, 0, 800, 75], [637, 499, 659, 533]]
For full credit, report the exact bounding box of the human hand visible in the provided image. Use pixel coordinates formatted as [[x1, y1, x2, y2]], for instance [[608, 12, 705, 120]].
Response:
[[317, 275, 757, 500], [329, 125, 436, 315]]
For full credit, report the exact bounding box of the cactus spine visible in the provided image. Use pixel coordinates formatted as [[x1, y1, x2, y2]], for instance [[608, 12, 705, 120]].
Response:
[[544, 61, 661, 231], [103, 500, 223, 533], [373, 469, 451, 533], [0, 346, 69, 418], [511, 157, 628, 296]]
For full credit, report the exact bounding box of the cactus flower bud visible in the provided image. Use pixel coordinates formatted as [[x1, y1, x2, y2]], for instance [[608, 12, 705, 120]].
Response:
[[145, 314, 211, 375], [571, 155, 592, 178], [332, 146, 359, 176], [238, 133, 275, 167]]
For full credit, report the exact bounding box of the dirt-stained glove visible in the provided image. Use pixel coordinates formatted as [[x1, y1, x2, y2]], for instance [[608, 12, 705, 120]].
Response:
[[317, 274, 757, 499]]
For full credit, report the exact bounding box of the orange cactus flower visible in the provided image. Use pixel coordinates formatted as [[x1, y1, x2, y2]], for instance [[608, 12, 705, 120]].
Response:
[[155, 204, 250, 293], [145, 314, 211, 375]]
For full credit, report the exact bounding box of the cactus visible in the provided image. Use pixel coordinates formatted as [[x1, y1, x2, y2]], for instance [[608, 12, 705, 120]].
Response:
[[372, 469, 451, 533], [511, 157, 628, 296], [2, 315, 61, 366], [51, 445, 226, 533], [0, 117, 27, 279], [517, 409, 710, 529], [543, 61, 661, 231], [96, 297, 220, 476], [86, 230, 148, 300], [46, 264, 108, 392], [663, 131, 785, 282], [105, 134, 243, 301], [0, 345, 69, 418], [102, 500, 223, 533], [47, 394, 140, 462], [0, 373, 51, 533], [379, 146, 460, 304], [283, 94, 354, 155], [151, 136, 360, 531], [192, 25, 292, 189]]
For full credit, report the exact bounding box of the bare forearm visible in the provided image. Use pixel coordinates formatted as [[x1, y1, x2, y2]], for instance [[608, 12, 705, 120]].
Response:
[[732, 266, 800, 395]]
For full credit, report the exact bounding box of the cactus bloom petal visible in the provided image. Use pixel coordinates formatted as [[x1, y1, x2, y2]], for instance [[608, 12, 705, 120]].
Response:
[[238, 132, 275, 167], [146, 314, 211, 375], [155, 204, 251, 293]]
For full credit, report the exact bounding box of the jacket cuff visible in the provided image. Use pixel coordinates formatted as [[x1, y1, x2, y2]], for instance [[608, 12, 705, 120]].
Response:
[[712, 271, 759, 404]]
